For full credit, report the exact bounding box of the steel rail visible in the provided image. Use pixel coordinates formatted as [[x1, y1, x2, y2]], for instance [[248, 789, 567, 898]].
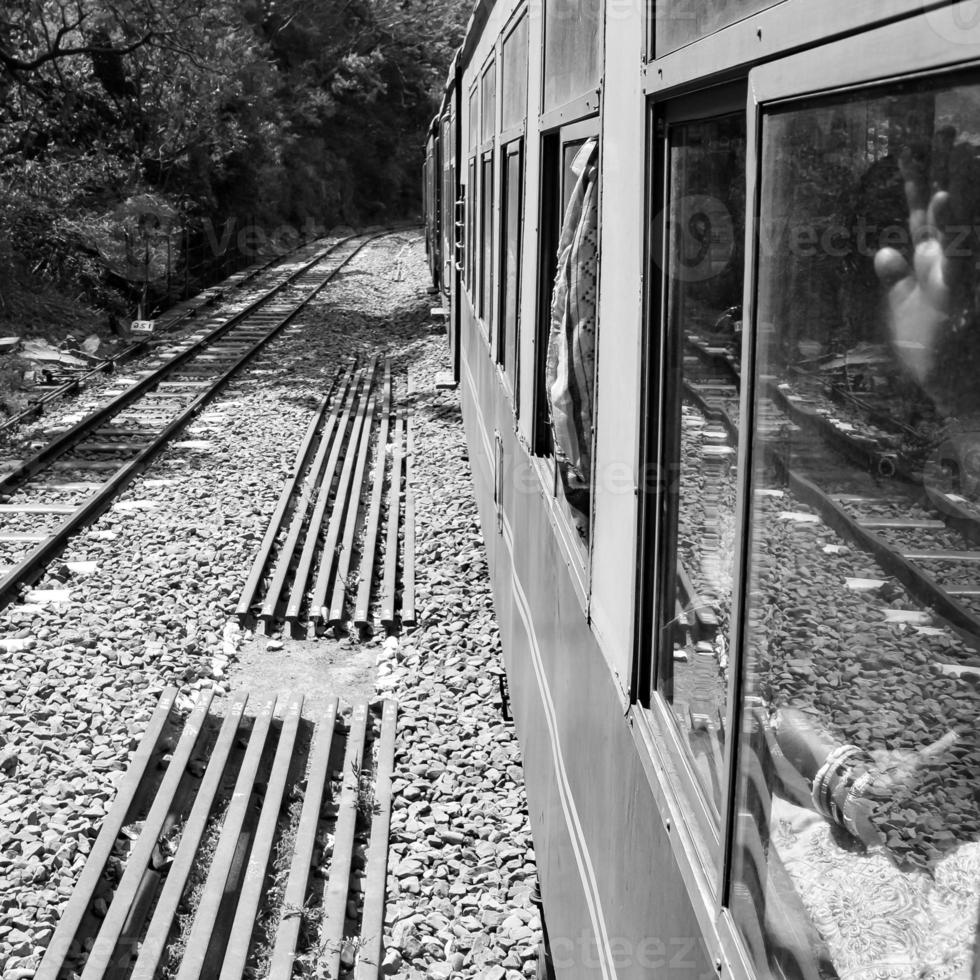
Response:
[[305, 367, 378, 623], [284, 358, 378, 621], [0, 242, 286, 438], [174, 696, 280, 980], [317, 702, 369, 980], [0, 339, 150, 436], [235, 364, 351, 620], [258, 367, 363, 621], [80, 691, 216, 978], [353, 698, 397, 980], [402, 417, 416, 625], [322, 380, 381, 623], [129, 692, 251, 980], [0, 236, 352, 496], [218, 695, 304, 980], [263, 366, 367, 622], [35, 687, 399, 977], [379, 416, 404, 627], [0, 234, 381, 610], [353, 359, 393, 626], [34, 687, 179, 980], [770, 449, 980, 646], [764, 379, 914, 483], [266, 696, 340, 978]]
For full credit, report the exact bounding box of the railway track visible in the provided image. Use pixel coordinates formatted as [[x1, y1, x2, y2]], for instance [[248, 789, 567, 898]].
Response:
[[682, 336, 980, 653], [0, 233, 381, 613], [0, 246, 300, 440]]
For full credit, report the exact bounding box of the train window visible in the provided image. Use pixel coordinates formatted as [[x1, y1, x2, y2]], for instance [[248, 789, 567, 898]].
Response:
[[498, 139, 523, 386], [481, 59, 496, 145], [467, 157, 477, 297], [730, 72, 980, 979], [653, 111, 746, 824], [535, 127, 600, 542], [468, 86, 479, 155], [654, 0, 786, 57], [543, 0, 601, 115], [501, 13, 528, 134], [480, 153, 494, 324], [440, 115, 453, 291]]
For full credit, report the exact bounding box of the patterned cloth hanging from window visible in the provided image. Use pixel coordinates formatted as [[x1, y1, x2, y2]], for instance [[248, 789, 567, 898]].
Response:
[[546, 139, 599, 539]]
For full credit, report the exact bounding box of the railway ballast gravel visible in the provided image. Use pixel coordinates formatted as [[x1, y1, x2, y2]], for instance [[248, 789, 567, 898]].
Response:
[[0, 232, 542, 978]]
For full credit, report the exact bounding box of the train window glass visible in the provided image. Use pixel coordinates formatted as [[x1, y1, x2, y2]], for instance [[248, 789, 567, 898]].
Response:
[[655, 0, 785, 57], [441, 115, 453, 290], [499, 139, 524, 384], [731, 73, 980, 979], [656, 113, 745, 820], [481, 60, 496, 145], [480, 154, 494, 324], [543, 0, 601, 114], [501, 14, 529, 133], [468, 87, 479, 158], [537, 133, 600, 542], [467, 157, 477, 296]]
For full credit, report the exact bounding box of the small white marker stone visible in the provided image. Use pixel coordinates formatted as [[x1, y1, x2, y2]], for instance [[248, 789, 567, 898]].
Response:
[[882, 609, 932, 625], [24, 589, 71, 604], [845, 578, 886, 591], [65, 560, 98, 575]]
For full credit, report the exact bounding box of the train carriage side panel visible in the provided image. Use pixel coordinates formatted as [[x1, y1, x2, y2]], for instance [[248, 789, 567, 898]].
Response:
[[457, 290, 716, 978], [450, 0, 718, 972]]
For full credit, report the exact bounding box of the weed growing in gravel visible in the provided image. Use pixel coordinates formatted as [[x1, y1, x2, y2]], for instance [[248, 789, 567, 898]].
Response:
[[159, 798, 229, 980], [244, 796, 304, 978]]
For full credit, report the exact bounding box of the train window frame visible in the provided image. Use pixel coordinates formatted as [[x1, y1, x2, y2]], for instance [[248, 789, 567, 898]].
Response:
[[635, 83, 750, 925], [500, 9, 529, 141], [496, 137, 524, 401], [480, 55, 497, 147], [718, 17, 980, 978], [529, 113, 602, 599], [497, 7, 528, 403], [541, 0, 603, 118], [466, 82, 479, 306], [479, 147, 495, 330], [467, 156, 477, 301]]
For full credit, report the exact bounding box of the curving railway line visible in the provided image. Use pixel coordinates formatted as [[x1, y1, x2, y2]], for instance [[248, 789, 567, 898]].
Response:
[[0, 233, 382, 614]]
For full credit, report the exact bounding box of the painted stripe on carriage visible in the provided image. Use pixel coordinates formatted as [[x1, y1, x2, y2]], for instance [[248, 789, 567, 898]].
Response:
[[505, 516, 615, 979], [460, 356, 613, 974]]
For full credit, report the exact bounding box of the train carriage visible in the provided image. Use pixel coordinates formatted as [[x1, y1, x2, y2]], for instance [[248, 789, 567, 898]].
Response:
[[425, 2, 980, 978]]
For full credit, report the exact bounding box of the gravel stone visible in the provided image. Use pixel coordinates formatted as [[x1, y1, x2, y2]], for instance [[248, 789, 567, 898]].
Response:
[[0, 234, 541, 976]]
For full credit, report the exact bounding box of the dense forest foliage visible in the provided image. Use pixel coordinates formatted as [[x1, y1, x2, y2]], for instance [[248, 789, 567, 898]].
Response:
[[0, 0, 468, 323]]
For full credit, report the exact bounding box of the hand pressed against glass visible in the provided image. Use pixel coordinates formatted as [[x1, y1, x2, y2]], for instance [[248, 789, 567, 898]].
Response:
[[874, 134, 977, 388]]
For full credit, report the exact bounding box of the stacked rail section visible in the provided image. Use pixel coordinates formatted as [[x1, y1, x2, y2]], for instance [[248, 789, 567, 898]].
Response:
[[236, 355, 416, 631], [36, 687, 397, 980]]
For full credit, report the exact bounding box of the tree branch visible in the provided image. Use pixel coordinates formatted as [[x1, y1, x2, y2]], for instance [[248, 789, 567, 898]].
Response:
[[0, 31, 154, 75]]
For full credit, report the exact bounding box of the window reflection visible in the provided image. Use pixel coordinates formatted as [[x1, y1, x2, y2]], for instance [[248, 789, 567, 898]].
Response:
[[660, 114, 745, 817], [733, 76, 980, 979]]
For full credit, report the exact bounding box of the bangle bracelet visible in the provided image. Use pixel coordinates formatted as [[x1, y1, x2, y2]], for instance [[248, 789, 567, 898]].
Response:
[[811, 745, 861, 821]]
